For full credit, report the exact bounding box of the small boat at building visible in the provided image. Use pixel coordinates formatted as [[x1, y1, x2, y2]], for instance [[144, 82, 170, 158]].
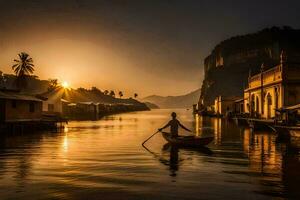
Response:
[[162, 132, 214, 147], [271, 104, 300, 137]]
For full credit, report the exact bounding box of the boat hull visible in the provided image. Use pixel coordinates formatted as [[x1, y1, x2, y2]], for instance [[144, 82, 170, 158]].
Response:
[[162, 132, 214, 147], [273, 125, 300, 137], [248, 119, 275, 132]]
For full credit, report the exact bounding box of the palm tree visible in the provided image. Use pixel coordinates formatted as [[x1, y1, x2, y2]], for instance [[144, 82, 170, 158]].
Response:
[[119, 91, 124, 98], [12, 52, 34, 89], [134, 93, 138, 98], [104, 90, 109, 95], [48, 79, 59, 91], [109, 90, 115, 97]]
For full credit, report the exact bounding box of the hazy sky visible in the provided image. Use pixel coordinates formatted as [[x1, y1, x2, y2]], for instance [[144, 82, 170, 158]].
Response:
[[0, 0, 300, 97]]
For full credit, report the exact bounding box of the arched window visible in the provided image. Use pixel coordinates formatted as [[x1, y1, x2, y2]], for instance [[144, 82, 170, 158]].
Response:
[[250, 94, 255, 114], [267, 93, 272, 118], [256, 96, 259, 112], [267, 94, 272, 105]]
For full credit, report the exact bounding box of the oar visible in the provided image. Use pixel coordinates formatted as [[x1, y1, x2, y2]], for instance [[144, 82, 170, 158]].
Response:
[[142, 130, 160, 146]]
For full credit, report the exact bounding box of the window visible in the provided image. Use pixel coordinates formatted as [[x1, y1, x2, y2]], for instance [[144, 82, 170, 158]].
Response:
[[29, 102, 35, 113], [12, 100, 17, 108], [48, 104, 54, 112]]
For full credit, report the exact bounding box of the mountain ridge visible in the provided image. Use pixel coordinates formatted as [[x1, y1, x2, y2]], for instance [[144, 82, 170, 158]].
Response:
[[143, 88, 200, 108]]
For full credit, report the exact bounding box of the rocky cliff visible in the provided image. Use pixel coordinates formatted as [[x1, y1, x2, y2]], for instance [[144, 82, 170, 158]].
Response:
[[200, 26, 300, 105]]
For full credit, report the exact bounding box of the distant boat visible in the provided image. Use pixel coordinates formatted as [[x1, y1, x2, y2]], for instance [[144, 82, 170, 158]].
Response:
[[162, 132, 214, 147]]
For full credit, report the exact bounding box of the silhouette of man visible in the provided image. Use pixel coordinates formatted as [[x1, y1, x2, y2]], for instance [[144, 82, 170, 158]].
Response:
[[158, 112, 192, 137]]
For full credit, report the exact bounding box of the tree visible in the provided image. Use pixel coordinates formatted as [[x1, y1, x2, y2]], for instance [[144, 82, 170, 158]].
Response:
[[48, 79, 59, 91], [118, 91, 124, 98], [91, 86, 101, 94], [109, 90, 115, 97], [134, 93, 138, 98], [12, 52, 34, 89], [0, 71, 6, 88], [77, 87, 87, 93], [0, 71, 3, 86], [104, 90, 109, 95]]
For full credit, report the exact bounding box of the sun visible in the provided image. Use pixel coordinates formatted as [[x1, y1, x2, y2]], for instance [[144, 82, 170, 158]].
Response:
[[62, 81, 70, 89]]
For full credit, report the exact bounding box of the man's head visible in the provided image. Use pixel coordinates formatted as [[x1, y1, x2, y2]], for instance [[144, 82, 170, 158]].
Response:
[[171, 112, 177, 119]]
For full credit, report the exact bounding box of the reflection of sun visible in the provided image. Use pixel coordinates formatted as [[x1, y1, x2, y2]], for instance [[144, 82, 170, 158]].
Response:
[[62, 81, 70, 89], [64, 126, 69, 133], [63, 134, 68, 152]]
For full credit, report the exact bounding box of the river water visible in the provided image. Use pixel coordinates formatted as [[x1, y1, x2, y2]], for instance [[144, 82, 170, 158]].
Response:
[[0, 109, 299, 200]]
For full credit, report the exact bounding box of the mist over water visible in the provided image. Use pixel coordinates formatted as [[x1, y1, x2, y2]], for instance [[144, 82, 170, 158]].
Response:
[[0, 109, 299, 199]]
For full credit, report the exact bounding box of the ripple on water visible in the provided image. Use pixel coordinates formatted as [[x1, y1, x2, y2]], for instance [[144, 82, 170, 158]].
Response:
[[0, 109, 299, 199]]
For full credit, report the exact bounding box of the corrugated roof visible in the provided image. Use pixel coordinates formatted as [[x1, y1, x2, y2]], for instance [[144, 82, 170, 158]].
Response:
[[0, 91, 42, 102], [78, 101, 95, 105], [61, 98, 69, 103]]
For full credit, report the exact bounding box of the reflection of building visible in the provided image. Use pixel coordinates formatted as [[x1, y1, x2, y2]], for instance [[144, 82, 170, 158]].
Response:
[[242, 129, 282, 174], [0, 89, 42, 123], [244, 51, 300, 119], [213, 117, 222, 145]]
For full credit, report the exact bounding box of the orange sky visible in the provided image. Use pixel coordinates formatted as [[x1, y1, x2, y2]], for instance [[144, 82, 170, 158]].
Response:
[[0, 34, 202, 97], [1, 0, 300, 97]]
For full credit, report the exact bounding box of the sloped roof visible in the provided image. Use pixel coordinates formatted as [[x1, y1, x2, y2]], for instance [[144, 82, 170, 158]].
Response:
[[0, 90, 42, 102], [61, 98, 69, 103], [78, 101, 96, 105]]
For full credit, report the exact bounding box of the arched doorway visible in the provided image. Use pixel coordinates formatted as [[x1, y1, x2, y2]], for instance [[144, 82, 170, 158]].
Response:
[[251, 94, 255, 116], [267, 93, 272, 119], [274, 87, 279, 109], [256, 96, 259, 113]]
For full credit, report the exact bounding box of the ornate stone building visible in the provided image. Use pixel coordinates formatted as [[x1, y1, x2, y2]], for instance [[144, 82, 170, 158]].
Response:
[[200, 27, 300, 107], [244, 51, 300, 119]]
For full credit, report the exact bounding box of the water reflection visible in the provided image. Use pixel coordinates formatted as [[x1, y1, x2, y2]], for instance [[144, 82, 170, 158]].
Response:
[[194, 114, 300, 199], [161, 144, 180, 177], [159, 143, 213, 177], [0, 109, 298, 199]]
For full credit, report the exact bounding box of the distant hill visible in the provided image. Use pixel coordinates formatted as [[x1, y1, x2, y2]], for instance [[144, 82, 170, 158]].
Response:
[[0, 74, 49, 94], [0, 73, 149, 109], [144, 102, 160, 109], [58, 87, 147, 107], [143, 89, 200, 108]]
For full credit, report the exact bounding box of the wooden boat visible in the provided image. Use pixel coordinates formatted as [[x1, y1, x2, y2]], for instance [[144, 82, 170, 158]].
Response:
[[272, 125, 300, 137], [162, 132, 214, 147], [247, 118, 275, 132]]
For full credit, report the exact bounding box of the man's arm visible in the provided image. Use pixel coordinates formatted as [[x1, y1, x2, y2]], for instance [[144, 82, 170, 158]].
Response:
[[179, 122, 192, 132], [158, 121, 170, 131]]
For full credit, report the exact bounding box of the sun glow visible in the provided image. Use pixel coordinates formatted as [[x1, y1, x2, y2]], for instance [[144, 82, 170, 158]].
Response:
[[62, 81, 70, 89]]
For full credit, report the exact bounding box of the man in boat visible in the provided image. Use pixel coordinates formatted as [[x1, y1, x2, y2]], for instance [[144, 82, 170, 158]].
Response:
[[158, 112, 192, 138]]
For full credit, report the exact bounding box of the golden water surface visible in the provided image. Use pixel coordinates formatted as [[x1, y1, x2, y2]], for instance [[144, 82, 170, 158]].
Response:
[[0, 109, 299, 199]]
